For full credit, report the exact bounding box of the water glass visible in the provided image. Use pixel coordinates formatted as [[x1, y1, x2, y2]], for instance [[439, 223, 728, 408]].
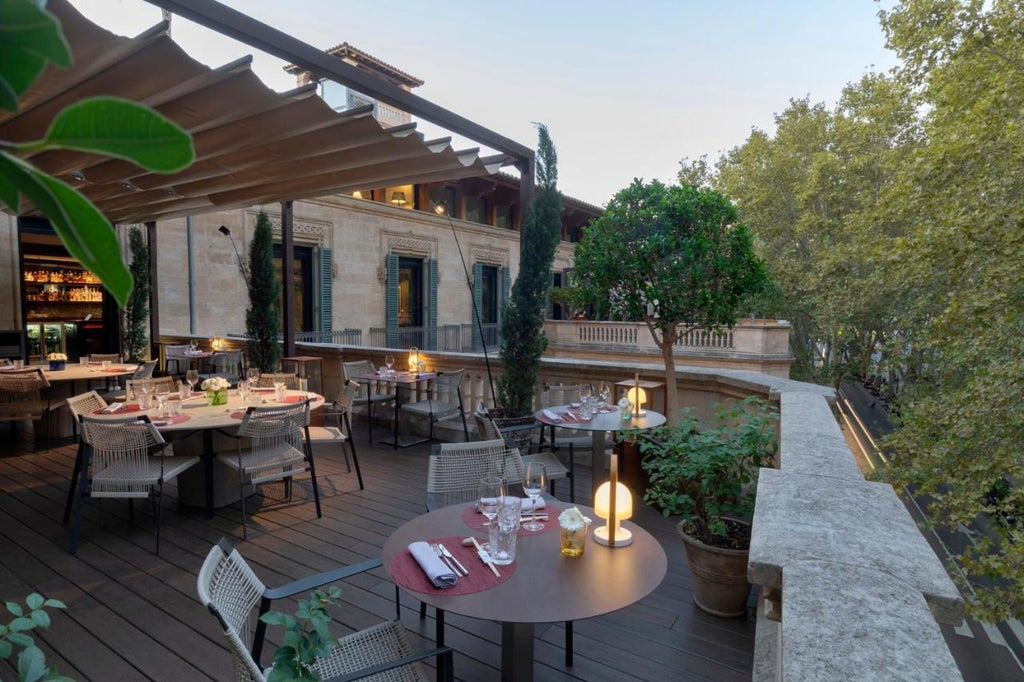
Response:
[[488, 497, 521, 565], [138, 393, 153, 410], [167, 398, 182, 417], [274, 382, 287, 402], [179, 382, 190, 400], [101, 360, 111, 369]]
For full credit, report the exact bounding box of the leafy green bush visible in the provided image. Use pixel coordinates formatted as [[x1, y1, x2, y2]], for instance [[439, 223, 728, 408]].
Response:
[[640, 397, 778, 548], [259, 586, 342, 681], [1, 593, 71, 682]]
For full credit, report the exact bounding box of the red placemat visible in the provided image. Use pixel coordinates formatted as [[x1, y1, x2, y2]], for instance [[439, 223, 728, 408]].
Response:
[[93, 404, 142, 415], [281, 395, 307, 403], [252, 387, 276, 393], [229, 411, 246, 419], [103, 367, 130, 373], [150, 414, 191, 426], [388, 536, 516, 596], [461, 501, 561, 536]]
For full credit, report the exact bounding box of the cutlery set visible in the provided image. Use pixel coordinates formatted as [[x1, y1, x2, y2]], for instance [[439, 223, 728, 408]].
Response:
[[432, 543, 468, 576]]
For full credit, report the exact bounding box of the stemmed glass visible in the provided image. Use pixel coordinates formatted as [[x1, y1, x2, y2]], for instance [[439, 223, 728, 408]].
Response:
[[185, 369, 199, 397], [478, 476, 505, 527], [189, 338, 198, 353], [384, 353, 395, 376], [522, 462, 546, 531], [246, 366, 261, 386], [598, 382, 611, 409]]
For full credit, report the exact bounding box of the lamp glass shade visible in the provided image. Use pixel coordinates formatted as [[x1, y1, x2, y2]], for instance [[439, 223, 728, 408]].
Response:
[[594, 480, 633, 521], [390, 191, 407, 205], [408, 346, 419, 371]]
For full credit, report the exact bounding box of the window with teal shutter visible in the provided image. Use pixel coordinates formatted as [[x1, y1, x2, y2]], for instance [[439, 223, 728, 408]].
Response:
[[319, 247, 332, 339], [472, 262, 484, 349], [427, 258, 438, 350], [385, 253, 399, 347]]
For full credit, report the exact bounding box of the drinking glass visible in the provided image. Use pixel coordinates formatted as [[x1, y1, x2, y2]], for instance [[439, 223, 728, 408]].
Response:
[[189, 338, 198, 352], [522, 462, 546, 531], [246, 366, 261, 385], [478, 476, 505, 527], [598, 382, 611, 408], [185, 369, 199, 396], [384, 353, 395, 376], [274, 381, 287, 402], [238, 378, 251, 403], [155, 390, 171, 417], [488, 497, 521, 565]]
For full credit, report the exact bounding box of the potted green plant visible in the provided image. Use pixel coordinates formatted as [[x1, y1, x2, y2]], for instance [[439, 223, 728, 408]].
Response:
[[640, 396, 778, 617]]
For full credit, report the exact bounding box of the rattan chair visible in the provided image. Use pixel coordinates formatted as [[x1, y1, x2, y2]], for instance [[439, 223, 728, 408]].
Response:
[[342, 359, 395, 443], [126, 375, 178, 400], [221, 401, 321, 539], [88, 353, 121, 363], [198, 538, 452, 682], [475, 409, 573, 502], [69, 415, 198, 555], [0, 367, 52, 450], [255, 372, 299, 389], [400, 369, 469, 442], [302, 380, 363, 489], [163, 343, 193, 375], [62, 390, 107, 524], [425, 438, 525, 511]]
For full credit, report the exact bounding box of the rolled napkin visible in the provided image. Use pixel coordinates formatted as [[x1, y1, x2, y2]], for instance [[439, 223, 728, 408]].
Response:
[[101, 402, 124, 414], [542, 408, 563, 422], [407, 541, 457, 588], [478, 496, 545, 513]]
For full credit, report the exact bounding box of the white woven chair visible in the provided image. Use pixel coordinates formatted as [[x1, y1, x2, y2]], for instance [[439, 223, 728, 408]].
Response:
[[197, 538, 452, 682], [201, 349, 244, 385], [255, 372, 299, 389], [342, 359, 395, 443], [126, 375, 178, 400], [0, 367, 52, 450], [475, 409, 573, 503], [302, 380, 363, 489], [62, 390, 107, 524], [163, 343, 193, 375], [70, 415, 199, 555], [221, 401, 321, 539], [425, 438, 525, 511], [400, 369, 469, 442]]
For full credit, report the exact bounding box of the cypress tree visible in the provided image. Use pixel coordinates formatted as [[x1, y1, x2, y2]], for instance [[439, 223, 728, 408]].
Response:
[[122, 227, 150, 362], [245, 210, 281, 371]]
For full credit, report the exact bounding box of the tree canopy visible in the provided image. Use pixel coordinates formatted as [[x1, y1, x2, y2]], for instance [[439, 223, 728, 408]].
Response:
[[573, 179, 771, 422]]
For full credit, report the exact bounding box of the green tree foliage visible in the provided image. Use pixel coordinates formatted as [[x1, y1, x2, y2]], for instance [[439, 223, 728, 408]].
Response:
[[246, 211, 281, 372], [497, 124, 562, 416], [122, 227, 150, 363], [0, 0, 193, 307], [573, 179, 772, 423]]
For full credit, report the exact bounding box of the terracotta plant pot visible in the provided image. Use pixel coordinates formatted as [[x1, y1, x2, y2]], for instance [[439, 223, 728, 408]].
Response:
[[678, 520, 752, 618]]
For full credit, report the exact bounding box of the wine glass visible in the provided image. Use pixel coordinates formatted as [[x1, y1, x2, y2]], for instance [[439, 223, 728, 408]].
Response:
[[522, 462, 546, 531], [384, 353, 395, 376], [189, 338, 198, 353], [238, 378, 251, 403], [478, 476, 505, 527], [155, 389, 171, 417], [246, 366, 261, 386], [598, 382, 611, 408], [185, 369, 199, 396]]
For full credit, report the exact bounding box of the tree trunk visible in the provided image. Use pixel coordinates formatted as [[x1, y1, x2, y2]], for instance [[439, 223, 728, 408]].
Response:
[[659, 324, 679, 425]]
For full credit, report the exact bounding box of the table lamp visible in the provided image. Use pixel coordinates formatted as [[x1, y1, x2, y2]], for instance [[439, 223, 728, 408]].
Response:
[[593, 456, 633, 547], [408, 346, 419, 372], [627, 385, 647, 417]]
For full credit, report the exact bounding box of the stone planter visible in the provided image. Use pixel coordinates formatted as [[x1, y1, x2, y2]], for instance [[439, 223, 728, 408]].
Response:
[[678, 520, 752, 618]]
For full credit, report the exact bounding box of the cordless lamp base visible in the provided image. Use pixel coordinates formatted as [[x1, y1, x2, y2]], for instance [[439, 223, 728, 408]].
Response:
[[593, 525, 633, 547]]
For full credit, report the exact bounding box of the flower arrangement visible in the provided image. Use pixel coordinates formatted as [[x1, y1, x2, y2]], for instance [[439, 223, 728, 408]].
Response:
[[558, 506, 591, 532], [201, 376, 230, 392], [558, 506, 592, 558], [46, 352, 67, 361]]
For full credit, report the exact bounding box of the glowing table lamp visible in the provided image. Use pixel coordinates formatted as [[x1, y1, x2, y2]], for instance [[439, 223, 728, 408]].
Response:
[[627, 386, 648, 417], [593, 456, 633, 547], [408, 347, 419, 372]]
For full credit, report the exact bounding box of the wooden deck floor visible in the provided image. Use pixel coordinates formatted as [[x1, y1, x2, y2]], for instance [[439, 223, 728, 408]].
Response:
[[0, 424, 756, 681]]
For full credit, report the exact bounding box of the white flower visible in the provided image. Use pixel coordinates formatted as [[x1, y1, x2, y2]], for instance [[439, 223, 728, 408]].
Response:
[[558, 506, 592, 532], [46, 353, 67, 361], [201, 376, 230, 392]]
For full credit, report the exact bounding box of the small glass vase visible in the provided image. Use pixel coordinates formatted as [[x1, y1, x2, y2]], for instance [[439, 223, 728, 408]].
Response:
[[560, 525, 589, 558], [207, 389, 228, 406], [48, 360, 66, 371]]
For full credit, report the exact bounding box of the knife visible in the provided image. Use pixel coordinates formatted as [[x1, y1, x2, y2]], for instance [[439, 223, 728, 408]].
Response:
[[439, 544, 468, 576], [470, 536, 500, 577]]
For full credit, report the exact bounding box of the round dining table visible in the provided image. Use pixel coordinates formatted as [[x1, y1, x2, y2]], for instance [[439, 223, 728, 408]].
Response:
[[382, 502, 667, 682]]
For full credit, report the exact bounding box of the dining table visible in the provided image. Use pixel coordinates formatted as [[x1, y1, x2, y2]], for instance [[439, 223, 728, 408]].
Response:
[[89, 387, 325, 518], [352, 369, 436, 449], [382, 502, 667, 682]]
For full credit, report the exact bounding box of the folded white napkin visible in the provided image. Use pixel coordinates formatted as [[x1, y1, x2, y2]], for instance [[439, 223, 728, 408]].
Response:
[[542, 408, 562, 422], [478, 496, 545, 513], [102, 403, 124, 414], [408, 541, 457, 588]]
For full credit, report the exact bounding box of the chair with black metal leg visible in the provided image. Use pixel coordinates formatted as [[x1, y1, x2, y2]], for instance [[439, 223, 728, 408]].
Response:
[[302, 380, 363, 490], [400, 368, 470, 442]]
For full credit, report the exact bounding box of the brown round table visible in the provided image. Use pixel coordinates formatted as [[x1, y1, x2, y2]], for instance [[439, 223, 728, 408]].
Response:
[[382, 502, 667, 682]]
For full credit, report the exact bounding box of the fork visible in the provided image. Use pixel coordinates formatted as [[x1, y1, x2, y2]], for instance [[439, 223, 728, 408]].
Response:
[[432, 544, 460, 575], [437, 543, 469, 576]]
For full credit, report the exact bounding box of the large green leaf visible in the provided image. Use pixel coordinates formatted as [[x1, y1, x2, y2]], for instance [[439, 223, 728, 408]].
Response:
[[18, 645, 45, 682], [0, 151, 132, 306], [36, 97, 195, 172]]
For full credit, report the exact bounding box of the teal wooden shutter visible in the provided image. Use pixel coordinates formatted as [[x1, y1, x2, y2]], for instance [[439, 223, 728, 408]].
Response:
[[319, 247, 332, 340], [501, 266, 511, 311], [427, 258, 438, 350], [472, 262, 483, 350], [386, 253, 398, 347]]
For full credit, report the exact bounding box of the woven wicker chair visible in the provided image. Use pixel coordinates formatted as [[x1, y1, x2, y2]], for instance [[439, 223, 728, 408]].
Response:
[[255, 372, 299, 389], [69, 415, 198, 555], [342, 359, 395, 443], [302, 380, 362, 489], [475, 409, 573, 503], [62, 390, 107, 524], [536, 383, 610, 502], [400, 369, 469, 442], [102, 360, 158, 401], [88, 353, 121, 363], [201, 349, 244, 385], [425, 438, 525, 511], [221, 401, 321, 539], [163, 344, 193, 375], [126, 375, 178, 400], [0, 367, 52, 450], [198, 538, 452, 682]]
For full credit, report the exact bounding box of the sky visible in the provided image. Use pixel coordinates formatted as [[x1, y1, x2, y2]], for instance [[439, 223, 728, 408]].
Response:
[[69, 0, 898, 207]]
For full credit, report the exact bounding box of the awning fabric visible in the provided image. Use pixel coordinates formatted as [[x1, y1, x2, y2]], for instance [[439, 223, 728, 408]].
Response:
[[1, 0, 505, 224]]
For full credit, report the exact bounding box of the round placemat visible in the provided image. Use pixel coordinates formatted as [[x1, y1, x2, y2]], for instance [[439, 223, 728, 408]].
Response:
[[461, 501, 561, 536], [388, 535, 516, 596]]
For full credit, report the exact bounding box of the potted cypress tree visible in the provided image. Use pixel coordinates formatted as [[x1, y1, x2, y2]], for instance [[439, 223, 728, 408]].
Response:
[[122, 226, 150, 363], [640, 396, 778, 617], [494, 124, 561, 426], [245, 210, 281, 373]]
